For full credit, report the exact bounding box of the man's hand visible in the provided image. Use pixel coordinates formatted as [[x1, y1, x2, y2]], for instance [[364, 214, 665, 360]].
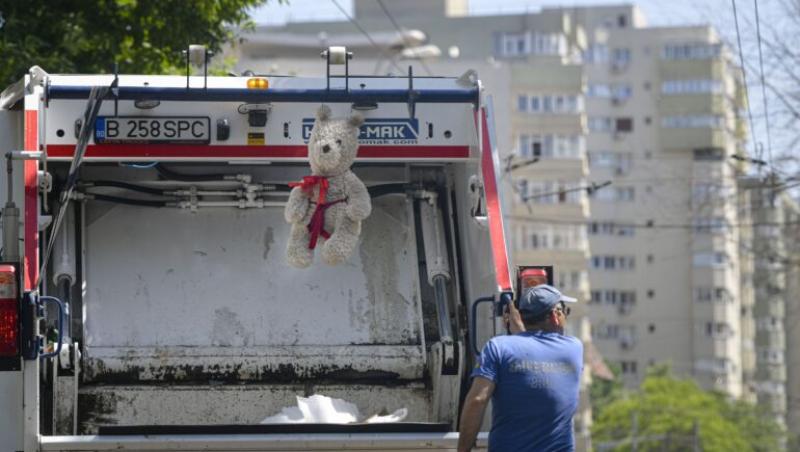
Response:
[[457, 377, 495, 452], [504, 301, 525, 334]]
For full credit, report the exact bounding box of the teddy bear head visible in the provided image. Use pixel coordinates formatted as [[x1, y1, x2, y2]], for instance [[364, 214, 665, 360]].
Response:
[[307, 105, 364, 176]]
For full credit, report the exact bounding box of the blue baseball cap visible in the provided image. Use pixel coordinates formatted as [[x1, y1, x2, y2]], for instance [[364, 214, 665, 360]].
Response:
[[518, 284, 577, 317]]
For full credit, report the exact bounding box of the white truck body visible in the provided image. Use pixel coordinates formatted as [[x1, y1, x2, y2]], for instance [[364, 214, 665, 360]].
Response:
[[0, 56, 513, 451]]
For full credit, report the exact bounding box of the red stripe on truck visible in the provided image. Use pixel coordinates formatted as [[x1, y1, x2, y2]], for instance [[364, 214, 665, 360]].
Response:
[[24, 110, 38, 290], [45, 144, 470, 160], [478, 109, 512, 292]]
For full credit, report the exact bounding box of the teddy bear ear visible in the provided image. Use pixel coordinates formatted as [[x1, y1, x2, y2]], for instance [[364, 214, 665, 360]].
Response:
[[348, 113, 365, 128], [317, 105, 332, 121]]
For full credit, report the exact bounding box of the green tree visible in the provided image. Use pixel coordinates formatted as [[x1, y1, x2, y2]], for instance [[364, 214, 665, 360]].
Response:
[[0, 0, 275, 87], [592, 369, 784, 452], [590, 361, 625, 419]]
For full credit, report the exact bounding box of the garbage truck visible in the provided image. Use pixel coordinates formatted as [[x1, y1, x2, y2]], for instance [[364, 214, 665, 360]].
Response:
[[0, 46, 517, 451]]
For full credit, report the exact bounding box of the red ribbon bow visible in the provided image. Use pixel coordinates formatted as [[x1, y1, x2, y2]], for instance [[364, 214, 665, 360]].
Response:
[[289, 175, 344, 249], [289, 175, 329, 205]]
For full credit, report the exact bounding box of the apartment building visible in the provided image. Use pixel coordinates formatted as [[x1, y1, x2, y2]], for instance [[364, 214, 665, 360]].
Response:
[[740, 177, 800, 430], [561, 6, 752, 397]]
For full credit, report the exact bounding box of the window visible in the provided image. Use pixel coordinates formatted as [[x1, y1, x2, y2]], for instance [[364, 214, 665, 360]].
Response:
[[615, 118, 633, 132], [620, 361, 638, 374], [516, 224, 587, 251], [530, 96, 541, 112], [693, 148, 724, 161], [588, 83, 612, 98], [587, 221, 635, 237], [662, 43, 722, 60], [611, 84, 633, 100], [662, 115, 723, 128], [531, 135, 542, 157], [519, 94, 582, 114], [588, 117, 613, 132], [758, 348, 784, 365], [693, 217, 728, 233], [705, 322, 733, 339], [618, 14, 627, 28], [612, 48, 631, 67], [518, 134, 583, 160], [695, 287, 713, 302], [587, 151, 632, 173], [756, 317, 782, 332], [500, 32, 568, 57], [591, 186, 635, 202], [542, 96, 553, 112], [693, 252, 729, 267], [589, 290, 637, 307], [662, 79, 723, 95], [518, 135, 531, 157], [585, 44, 609, 64], [517, 95, 528, 112], [590, 255, 636, 270], [501, 32, 528, 56]]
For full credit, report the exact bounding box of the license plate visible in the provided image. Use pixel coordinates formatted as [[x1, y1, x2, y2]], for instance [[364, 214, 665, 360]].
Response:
[[94, 116, 211, 144]]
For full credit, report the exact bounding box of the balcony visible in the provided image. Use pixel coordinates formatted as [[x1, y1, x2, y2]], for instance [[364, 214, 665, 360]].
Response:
[[511, 114, 584, 135], [511, 64, 583, 92], [659, 58, 724, 80], [660, 128, 727, 151], [755, 365, 787, 382], [658, 94, 727, 116]]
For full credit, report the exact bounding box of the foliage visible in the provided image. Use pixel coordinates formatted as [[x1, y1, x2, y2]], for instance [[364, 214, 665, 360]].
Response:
[[0, 0, 273, 87], [589, 361, 625, 419], [592, 367, 784, 452]]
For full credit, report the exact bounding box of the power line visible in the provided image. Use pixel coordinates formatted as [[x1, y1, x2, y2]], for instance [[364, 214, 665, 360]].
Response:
[[520, 181, 612, 202], [753, 0, 775, 172], [329, 0, 404, 74], [375, 0, 434, 76], [730, 0, 758, 166], [506, 214, 800, 230]]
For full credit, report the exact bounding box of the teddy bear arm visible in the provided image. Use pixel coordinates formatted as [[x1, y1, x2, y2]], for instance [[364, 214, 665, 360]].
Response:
[[344, 173, 372, 221], [285, 186, 310, 223]]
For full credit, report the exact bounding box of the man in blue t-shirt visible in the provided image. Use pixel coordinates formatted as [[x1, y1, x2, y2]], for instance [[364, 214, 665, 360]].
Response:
[[457, 284, 583, 452]]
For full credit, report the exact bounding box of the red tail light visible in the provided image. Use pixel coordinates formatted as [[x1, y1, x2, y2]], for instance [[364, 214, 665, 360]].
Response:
[[0, 265, 19, 357]]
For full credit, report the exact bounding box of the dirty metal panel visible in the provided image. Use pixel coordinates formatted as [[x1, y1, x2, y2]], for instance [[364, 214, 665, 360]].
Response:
[[77, 383, 433, 434], [452, 160, 502, 351], [83, 195, 424, 380], [82, 345, 424, 383]]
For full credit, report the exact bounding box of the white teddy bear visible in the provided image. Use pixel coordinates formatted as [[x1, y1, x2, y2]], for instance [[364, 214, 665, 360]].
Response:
[[284, 105, 372, 268]]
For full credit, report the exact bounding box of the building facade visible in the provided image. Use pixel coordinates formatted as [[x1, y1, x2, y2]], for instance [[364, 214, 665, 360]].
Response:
[[566, 6, 751, 397], [741, 177, 800, 431], [234, 0, 779, 438]]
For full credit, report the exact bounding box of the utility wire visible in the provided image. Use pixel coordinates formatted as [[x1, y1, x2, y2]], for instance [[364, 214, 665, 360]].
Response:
[[506, 215, 800, 230], [375, 0, 434, 76], [329, 0, 405, 74], [730, 0, 759, 167], [753, 0, 774, 172], [521, 181, 612, 202]]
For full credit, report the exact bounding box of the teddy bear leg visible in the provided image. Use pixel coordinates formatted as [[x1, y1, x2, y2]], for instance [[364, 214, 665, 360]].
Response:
[[286, 223, 314, 268], [321, 216, 361, 266]]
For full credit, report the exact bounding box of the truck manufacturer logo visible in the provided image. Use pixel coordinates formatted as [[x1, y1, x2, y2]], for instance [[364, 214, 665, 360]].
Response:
[[302, 118, 419, 145]]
